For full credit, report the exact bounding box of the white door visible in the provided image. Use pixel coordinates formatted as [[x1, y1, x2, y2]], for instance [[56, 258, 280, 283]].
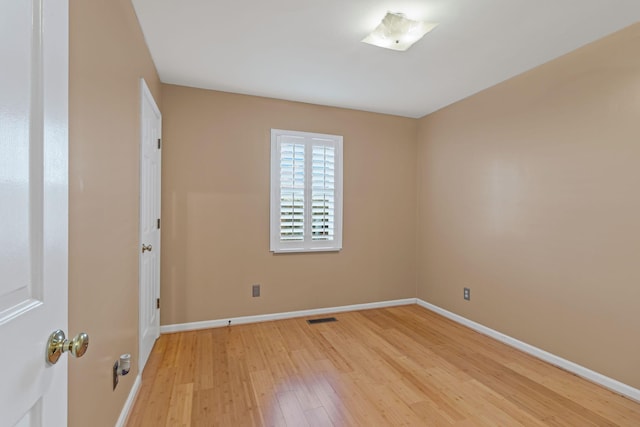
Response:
[[0, 0, 70, 426], [139, 79, 162, 373]]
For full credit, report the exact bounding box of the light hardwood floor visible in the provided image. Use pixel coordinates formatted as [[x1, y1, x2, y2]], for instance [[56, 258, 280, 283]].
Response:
[[126, 305, 640, 426]]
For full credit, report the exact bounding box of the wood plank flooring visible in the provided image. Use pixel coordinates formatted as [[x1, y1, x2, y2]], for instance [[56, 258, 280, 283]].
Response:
[[126, 305, 640, 426]]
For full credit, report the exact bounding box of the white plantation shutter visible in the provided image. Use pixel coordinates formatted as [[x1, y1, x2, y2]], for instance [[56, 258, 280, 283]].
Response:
[[311, 145, 335, 241], [280, 141, 305, 241], [271, 129, 343, 253]]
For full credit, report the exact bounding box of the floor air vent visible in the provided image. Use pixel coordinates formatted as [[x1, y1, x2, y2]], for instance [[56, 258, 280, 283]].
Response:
[[307, 317, 337, 324]]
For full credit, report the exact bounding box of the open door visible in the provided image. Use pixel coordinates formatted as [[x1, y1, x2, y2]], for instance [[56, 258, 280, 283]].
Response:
[[138, 79, 162, 373], [0, 0, 72, 425]]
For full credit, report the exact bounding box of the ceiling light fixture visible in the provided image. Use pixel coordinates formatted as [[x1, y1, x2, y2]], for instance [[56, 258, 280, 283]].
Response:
[[362, 12, 438, 52]]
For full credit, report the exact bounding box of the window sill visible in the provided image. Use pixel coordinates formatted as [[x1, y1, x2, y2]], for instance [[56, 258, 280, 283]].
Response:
[[270, 247, 342, 254]]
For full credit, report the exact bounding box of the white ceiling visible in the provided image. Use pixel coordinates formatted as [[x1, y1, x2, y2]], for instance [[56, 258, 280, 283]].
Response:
[[131, 0, 640, 118]]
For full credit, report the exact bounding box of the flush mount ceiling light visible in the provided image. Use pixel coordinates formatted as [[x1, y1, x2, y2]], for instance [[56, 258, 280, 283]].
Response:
[[362, 12, 438, 51]]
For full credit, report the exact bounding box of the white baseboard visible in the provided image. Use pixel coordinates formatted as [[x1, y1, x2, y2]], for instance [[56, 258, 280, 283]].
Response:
[[416, 298, 640, 403], [160, 298, 416, 334], [115, 374, 142, 427]]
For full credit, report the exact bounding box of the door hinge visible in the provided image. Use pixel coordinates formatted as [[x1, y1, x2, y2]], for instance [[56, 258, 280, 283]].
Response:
[[157, 218, 161, 229], [156, 298, 160, 309], [157, 138, 161, 149]]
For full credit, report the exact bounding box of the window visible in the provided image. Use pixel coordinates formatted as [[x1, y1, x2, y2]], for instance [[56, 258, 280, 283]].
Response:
[[270, 129, 343, 253]]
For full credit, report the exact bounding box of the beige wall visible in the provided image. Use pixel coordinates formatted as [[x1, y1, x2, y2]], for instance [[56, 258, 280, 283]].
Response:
[[160, 85, 418, 325], [416, 24, 640, 389], [69, 0, 161, 425], [65, 5, 638, 422]]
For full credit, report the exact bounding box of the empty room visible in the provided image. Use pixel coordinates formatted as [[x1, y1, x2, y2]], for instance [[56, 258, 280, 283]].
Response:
[[2, 0, 640, 426]]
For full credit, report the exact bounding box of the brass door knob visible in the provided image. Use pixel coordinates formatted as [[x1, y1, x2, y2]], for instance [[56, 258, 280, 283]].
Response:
[[142, 244, 153, 253], [47, 330, 89, 365]]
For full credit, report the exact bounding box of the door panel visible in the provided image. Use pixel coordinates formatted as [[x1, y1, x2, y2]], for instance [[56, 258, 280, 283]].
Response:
[[0, 0, 69, 425], [0, 0, 42, 317]]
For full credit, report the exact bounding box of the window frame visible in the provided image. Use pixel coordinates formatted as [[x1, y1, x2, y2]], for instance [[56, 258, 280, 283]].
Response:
[[270, 128, 343, 253]]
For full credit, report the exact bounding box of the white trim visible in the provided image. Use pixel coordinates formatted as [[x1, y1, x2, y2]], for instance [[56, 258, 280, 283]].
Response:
[[416, 299, 640, 403], [160, 298, 416, 334], [115, 374, 142, 427]]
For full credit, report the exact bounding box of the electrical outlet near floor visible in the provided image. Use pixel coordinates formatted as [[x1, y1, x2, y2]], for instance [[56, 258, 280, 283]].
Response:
[[464, 287, 471, 301], [252, 284, 260, 297]]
